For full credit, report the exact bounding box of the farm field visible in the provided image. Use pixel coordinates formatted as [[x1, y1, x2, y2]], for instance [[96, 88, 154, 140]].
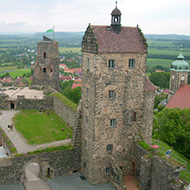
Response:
[[59, 47, 81, 53], [147, 58, 173, 68], [13, 110, 73, 144], [0, 65, 17, 72]]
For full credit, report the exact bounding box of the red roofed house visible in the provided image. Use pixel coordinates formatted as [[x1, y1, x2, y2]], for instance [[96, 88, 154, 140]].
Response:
[[166, 84, 190, 109], [59, 63, 68, 70], [64, 68, 82, 75], [71, 83, 82, 89], [59, 75, 72, 81], [79, 3, 157, 186]]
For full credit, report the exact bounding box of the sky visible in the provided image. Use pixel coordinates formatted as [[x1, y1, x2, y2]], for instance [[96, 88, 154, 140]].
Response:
[[0, 0, 190, 35]]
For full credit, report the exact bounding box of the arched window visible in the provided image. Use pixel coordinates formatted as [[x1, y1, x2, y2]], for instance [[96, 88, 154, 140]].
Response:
[[43, 52, 47, 59], [43, 68, 46, 73]]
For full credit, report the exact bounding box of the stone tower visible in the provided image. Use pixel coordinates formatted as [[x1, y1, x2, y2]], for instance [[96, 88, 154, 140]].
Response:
[[168, 51, 190, 101], [81, 4, 156, 185], [33, 36, 60, 91]]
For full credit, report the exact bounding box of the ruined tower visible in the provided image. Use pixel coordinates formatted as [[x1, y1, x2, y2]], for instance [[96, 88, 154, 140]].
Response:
[[168, 51, 190, 101], [33, 36, 60, 91], [81, 4, 156, 185]]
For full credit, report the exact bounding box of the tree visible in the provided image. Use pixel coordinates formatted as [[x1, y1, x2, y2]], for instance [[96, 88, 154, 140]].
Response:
[[63, 87, 81, 104], [153, 108, 190, 159], [149, 72, 170, 89]]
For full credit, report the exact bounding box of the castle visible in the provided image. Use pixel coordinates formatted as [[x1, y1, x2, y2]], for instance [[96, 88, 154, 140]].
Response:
[[0, 3, 185, 190]]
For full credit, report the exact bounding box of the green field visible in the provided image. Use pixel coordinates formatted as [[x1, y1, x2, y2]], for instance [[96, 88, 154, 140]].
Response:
[[0, 65, 17, 72], [8, 69, 31, 78], [59, 47, 81, 53], [13, 110, 73, 144], [148, 48, 190, 57], [147, 58, 173, 68]]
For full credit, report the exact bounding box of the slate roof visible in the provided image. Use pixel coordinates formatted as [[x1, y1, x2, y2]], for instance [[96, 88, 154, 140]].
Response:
[[144, 76, 157, 92], [91, 25, 147, 53], [166, 84, 190, 109]]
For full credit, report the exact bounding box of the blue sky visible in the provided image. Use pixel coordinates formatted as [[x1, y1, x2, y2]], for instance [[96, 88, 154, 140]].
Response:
[[0, 0, 190, 35]]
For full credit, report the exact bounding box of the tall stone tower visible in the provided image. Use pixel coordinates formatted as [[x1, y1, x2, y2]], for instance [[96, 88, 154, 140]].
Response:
[[33, 36, 60, 91], [81, 4, 156, 185], [168, 51, 190, 101]]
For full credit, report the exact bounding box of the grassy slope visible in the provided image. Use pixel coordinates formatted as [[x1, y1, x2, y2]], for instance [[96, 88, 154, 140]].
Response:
[[152, 139, 190, 184], [13, 110, 73, 144], [147, 58, 172, 68]]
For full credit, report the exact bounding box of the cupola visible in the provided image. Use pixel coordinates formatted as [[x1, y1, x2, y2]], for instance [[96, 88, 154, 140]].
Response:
[[111, 1, 122, 34], [170, 51, 190, 71]]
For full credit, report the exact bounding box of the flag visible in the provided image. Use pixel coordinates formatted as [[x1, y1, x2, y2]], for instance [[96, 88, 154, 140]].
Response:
[[46, 28, 54, 33]]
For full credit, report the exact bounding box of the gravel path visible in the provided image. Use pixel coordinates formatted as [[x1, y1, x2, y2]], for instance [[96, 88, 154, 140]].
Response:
[[0, 110, 71, 154]]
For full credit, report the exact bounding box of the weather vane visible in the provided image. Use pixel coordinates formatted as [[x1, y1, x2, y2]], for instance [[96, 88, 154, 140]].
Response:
[[116, 1, 118, 8], [180, 44, 183, 52]]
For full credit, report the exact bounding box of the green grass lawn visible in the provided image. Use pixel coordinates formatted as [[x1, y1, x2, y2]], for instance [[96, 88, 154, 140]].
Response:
[[152, 139, 190, 184], [13, 110, 73, 145], [59, 47, 81, 53]]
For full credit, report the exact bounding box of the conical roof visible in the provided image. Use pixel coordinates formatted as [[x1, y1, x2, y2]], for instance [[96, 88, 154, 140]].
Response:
[[170, 52, 190, 71]]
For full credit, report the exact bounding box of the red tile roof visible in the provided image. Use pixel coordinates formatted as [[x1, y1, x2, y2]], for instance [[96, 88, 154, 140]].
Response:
[[91, 25, 146, 53], [144, 76, 157, 92], [166, 84, 190, 109], [72, 83, 82, 89], [59, 76, 72, 81]]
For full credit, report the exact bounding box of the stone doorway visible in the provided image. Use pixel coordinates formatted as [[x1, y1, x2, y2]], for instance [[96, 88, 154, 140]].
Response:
[[25, 162, 40, 181], [10, 103, 15, 109]]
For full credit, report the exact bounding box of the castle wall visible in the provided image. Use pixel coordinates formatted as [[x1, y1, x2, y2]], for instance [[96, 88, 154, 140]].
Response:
[[53, 96, 77, 128], [16, 96, 53, 110], [0, 148, 81, 185], [134, 144, 183, 190]]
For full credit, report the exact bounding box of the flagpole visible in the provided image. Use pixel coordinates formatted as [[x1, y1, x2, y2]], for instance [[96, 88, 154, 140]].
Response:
[[53, 26, 55, 40]]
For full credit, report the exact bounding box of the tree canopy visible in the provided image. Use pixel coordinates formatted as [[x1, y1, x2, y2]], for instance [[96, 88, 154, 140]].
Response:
[[153, 108, 190, 159], [149, 72, 170, 89]]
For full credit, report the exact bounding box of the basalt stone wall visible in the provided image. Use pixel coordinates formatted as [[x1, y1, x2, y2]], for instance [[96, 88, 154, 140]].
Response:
[[16, 96, 53, 110], [134, 144, 184, 190], [0, 95, 9, 109], [53, 96, 77, 128], [0, 148, 81, 185]]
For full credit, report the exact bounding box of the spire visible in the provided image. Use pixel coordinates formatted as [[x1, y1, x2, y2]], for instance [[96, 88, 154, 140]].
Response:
[[111, 2, 122, 34]]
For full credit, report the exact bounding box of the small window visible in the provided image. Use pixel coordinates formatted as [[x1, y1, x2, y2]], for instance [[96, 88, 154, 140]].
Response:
[[107, 144, 113, 152], [109, 90, 115, 99], [129, 59, 135, 68], [87, 88, 89, 98], [109, 59, 115, 69], [106, 167, 110, 174], [43, 68, 46, 73], [43, 52, 47, 59], [85, 115, 88, 124], [110, 119, 116, 128], [87, 58, 90, 68], [130, 112, 136, 122]]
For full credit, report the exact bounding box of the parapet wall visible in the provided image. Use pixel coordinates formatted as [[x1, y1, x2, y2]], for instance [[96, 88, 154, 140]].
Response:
[[0, 148, 81, 185]]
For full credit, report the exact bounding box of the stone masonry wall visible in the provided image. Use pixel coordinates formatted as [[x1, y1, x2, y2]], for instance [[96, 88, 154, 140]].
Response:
[[53, 96, 77, 128], [16, 96, 53, 110], [134, 144, 183, 190], [0, 148, 81, 185]]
